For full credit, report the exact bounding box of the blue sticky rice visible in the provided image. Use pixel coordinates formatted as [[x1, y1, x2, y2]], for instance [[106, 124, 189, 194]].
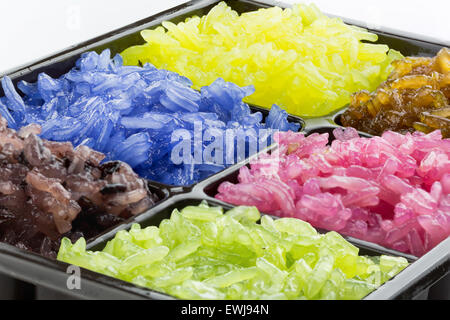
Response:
[[0, 49, 300, 185]]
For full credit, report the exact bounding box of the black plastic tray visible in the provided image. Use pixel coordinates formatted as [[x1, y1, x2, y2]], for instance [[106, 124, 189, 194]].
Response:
[[0, 0, 448, 300], [195, 142, 450, 300]]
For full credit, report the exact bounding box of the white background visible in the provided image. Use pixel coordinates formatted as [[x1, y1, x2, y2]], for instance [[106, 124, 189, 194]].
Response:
[[0, 0, 449, 74]]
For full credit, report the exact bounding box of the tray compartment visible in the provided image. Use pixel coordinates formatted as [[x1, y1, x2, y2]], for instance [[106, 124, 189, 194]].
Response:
[[0, 0, 445, 188], [67, 197, 420, 300]]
